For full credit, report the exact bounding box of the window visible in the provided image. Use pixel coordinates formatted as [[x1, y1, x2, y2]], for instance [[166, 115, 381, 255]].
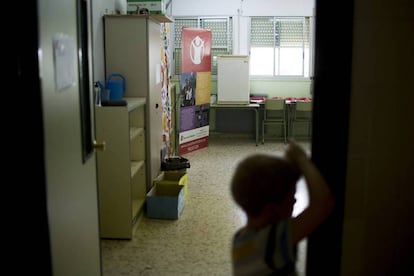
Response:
[[173, 17, 233, 75], [249, 17, 310, 77]]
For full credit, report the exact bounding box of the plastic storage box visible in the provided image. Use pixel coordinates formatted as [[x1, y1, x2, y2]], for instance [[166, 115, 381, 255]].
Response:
[[146, 184, 184, 219], [153, 171, 188, 199]]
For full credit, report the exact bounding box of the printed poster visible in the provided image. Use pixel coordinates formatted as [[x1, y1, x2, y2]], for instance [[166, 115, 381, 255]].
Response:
[[179, 28, 212, 155]]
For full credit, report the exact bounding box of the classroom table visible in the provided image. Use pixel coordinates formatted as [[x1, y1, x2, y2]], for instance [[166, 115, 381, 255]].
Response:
[[210, 103, 260, 146]]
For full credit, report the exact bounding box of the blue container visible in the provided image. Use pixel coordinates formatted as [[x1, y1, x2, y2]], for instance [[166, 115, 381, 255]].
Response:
[[146, 184, 185, 220], [106, 73, 126, 100]]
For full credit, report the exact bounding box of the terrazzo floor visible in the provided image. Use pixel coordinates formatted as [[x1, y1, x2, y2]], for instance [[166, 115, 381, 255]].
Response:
[[101, 135, 310, 276]]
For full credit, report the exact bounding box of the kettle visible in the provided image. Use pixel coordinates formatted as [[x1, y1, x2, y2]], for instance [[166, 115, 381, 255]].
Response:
[[105, 73, 126, 100]]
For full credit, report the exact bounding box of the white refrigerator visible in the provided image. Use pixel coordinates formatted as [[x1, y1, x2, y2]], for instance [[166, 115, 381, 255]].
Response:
[[217, 55, 250, 104]]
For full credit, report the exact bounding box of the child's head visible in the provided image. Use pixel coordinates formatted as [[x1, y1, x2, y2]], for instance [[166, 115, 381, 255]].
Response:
[[231, 154, 300, 218]]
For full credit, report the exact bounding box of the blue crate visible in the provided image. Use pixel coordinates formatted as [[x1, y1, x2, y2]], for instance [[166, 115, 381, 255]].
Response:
[[146, 184, 185, 219]]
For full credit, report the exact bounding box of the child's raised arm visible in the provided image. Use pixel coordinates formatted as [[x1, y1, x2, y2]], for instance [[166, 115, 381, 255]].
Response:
[[285, 140, 335, 244]]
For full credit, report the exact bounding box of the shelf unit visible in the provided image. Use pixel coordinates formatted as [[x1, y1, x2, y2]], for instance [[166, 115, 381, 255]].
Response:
[[95, 97, 147, 239], [104, 14, 171, 190]]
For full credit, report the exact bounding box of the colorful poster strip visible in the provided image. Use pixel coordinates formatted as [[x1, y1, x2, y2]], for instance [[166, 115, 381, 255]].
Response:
[[179, 28, 212, 155]]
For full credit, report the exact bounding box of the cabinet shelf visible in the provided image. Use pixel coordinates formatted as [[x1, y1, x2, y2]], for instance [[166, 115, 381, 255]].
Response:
[[125, 97, 146, 111], [132, 198, 145, 221], [95, 97, 147, 239], [131, 160, 144, 178], [130, 127, 144, 140]]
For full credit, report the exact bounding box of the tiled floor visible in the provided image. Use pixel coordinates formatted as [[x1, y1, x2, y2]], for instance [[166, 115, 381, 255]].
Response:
[[101, 136, 310, 275]]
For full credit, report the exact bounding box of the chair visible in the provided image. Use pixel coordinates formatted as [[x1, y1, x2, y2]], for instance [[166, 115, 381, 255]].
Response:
[[291, 101, 313, 140], [262, 98, 287, 144]]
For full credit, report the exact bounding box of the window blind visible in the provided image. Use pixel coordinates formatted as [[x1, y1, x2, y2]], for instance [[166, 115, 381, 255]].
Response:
[[251, 17, 309, 48]]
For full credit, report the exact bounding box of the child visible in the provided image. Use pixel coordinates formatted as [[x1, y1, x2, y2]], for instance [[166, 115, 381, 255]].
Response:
[[230, 140, 334, 275]]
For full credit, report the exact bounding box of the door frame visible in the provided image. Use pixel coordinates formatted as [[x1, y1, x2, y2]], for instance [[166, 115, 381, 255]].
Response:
[[306, 0, 354, 275]]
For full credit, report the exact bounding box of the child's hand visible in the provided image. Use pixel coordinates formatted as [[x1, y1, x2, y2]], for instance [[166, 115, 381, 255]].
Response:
[[285, 140, 308, 166]]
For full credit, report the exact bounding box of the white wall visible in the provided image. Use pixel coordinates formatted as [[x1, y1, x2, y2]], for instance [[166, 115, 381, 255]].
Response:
[[171, 0, 315, 55], [172, 0, 314, 16], [92, 0, 124, 84]]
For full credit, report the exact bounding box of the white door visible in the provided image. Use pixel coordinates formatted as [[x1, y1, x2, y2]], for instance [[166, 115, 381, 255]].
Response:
[[38, 0, 101, 275]]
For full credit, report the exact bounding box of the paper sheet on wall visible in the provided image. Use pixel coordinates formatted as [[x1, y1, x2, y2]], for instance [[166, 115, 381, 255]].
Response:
[[53, 33, 76, 91]]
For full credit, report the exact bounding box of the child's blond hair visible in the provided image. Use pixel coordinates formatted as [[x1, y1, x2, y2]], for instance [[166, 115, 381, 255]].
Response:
[[231, 154, 300, 216]]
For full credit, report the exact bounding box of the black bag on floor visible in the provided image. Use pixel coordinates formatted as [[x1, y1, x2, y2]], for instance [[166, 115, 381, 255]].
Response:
[[161, 157, 190, 171]]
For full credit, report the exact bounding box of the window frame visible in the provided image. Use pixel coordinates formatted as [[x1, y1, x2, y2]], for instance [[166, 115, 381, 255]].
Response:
[[248, 16, 311, 79]]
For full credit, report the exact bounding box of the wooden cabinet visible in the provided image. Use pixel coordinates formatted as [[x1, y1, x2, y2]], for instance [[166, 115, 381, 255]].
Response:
[[104, 14, 172, 190], [95, 97, 146, 239]]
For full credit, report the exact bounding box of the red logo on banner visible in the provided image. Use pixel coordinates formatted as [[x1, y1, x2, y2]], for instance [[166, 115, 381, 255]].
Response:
[[181, 28, 212, 73]]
